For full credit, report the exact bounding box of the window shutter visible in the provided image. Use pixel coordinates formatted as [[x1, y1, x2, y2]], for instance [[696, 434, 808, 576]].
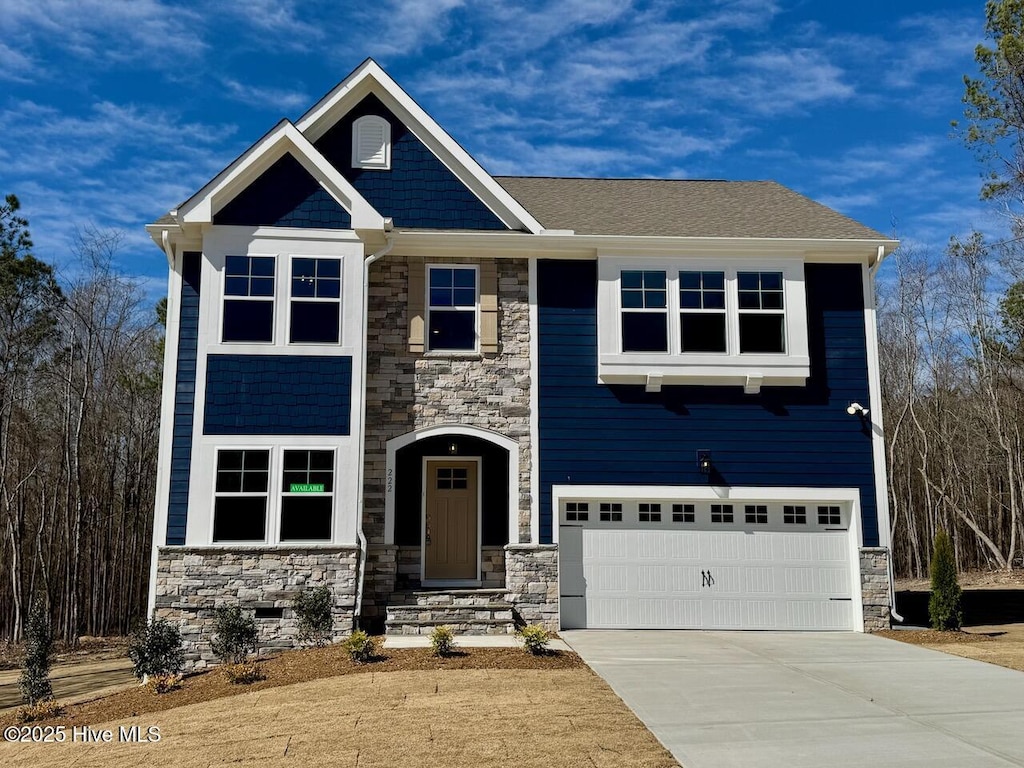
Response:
[[480, 261, 498, 353], [408, 257, 425, 352]]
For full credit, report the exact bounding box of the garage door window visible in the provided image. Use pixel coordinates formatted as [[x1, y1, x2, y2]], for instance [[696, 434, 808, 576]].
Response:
[[566, 502, 589, 521], [639, 503, 662, 522], [711, 504, 733, 523], [818, 505, 842, 525], [784, 505, 807, 524], [744, 504, 768, 524], [599, 503, 623, 522], [672, 503, 695, 523]]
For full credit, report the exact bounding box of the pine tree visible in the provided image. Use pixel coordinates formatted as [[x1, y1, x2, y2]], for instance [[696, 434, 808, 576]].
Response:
[[929, 530, 963, 631]]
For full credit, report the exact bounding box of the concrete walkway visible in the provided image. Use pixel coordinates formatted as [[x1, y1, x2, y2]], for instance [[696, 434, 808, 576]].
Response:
[[0, 658, 136, 714], [562, 630, 1024, 768]]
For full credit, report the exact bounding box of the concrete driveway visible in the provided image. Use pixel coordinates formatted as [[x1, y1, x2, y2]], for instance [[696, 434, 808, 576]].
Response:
[[562, 630, 1024, 768]]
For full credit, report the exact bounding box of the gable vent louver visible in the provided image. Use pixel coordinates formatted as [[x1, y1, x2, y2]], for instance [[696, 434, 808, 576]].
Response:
[[352, 115, 391, 170]]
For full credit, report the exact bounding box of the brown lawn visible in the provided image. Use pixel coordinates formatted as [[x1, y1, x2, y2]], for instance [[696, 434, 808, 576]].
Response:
[[0, 645, 679, 768], [877, 623, 1024, 673]]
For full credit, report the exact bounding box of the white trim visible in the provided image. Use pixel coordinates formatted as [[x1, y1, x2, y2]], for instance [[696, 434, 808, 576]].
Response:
[[551, 483, 866, 632], [862, 260, 892, 549], [351, 115, 391, 170], [295, 59, 542, 234], [384, 424, 520, 547], [528, 257, 539, 545], [425, 263, 480, 353], [177, 120, 383, 231], [421, 456, 482, 587]]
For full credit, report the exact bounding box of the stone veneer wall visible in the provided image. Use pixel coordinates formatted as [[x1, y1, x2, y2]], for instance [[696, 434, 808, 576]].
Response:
[[505, 545, 559, 630], [155, 546, 357, 669], [362, 256, 532, 617], [859, 546, 891, 631]]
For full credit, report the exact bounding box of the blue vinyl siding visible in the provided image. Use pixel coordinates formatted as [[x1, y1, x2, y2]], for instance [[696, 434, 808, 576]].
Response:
[[213, 153, 352, 229], [314, 93, 508, 230], [537, 260, 878, 546], [166, 252, 201, 546], [203, 355, 352, 435]]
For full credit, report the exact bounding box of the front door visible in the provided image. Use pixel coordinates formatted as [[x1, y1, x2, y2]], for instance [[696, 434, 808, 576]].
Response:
[[424, 460, 478, 581]]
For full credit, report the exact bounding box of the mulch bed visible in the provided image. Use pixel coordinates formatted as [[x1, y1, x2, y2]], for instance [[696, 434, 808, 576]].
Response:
[[876, 629, 995, 646], [0, 643, 583, 728]]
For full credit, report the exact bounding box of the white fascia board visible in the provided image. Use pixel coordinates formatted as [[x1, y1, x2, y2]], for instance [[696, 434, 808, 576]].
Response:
[[176, 120, 383, 231], [551, 485, 863, 503], [295, 60, 543, 234]]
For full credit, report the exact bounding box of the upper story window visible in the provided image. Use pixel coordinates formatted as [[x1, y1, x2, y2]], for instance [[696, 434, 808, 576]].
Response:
[[427, 265, 478, 352], [351, 115, 391, 170], [597, 257, 809, 391], [290, 257, 341, 344], [223, 255, 275, 342]]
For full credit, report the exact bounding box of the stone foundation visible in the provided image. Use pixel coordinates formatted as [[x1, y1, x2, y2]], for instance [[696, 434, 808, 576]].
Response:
[[155, 546, 358, 669], [860, 546, 891, 631], [505, 544, 559, 630]]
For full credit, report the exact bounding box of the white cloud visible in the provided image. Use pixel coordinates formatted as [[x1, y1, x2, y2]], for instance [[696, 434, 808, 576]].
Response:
[[221, 79, 311, 113]]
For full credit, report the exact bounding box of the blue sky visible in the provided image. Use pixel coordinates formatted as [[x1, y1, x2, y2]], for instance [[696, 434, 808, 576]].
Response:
[[0, 0, 1000, 298]]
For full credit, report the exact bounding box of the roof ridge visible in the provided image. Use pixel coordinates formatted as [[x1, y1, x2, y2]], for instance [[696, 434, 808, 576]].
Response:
[[493, 175, 774, 184]]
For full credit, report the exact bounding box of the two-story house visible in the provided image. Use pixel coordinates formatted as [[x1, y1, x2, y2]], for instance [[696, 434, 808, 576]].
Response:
[[147, 60, 898, 665]]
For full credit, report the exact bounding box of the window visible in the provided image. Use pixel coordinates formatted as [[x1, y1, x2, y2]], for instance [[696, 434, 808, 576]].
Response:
[[621, 270, 667, 352], [280, 450, 334, 541], [290, 258, 341, 343], [817, 505, 842, 526], [679, 271, 726, 352], [223, 255, 275, 342], [436, 466, 469, 489], [744, 504, 768, 524], [638, 503, 662, 522], [351, 115, 391, 170], [672, 503, 695, 523], [213, 449, 269, 541], [711, 504, 734, 524], [783, 505, 807, 524], [738, 271, 785, 353], [427, 266, 478, 351], [566, 502, 589, 522], [599, 502, 623, 522]]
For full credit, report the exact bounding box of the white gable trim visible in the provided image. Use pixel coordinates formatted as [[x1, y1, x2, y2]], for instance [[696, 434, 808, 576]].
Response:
[[296, 59, 543, 234], [176, 120, 384, 231]]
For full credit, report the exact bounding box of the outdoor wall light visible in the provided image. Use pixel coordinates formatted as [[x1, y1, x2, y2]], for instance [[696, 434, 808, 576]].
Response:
[[846, 402, 869, 417], [697, 450, 712, 475], [448, 442, 458, 455]]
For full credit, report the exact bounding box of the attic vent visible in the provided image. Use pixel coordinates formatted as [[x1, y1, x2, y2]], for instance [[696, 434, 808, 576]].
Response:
[[351, 115, 391, 170]]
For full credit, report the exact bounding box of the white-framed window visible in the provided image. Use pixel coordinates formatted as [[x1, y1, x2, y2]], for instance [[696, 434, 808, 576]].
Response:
[[783, 505, 807, 524], [223, 255, 275, 343], [427, 264, 479, 352], [351, 115, 391, 170], [672, 503, 695, 523], [280, 449, 335, 541], [638, 502, 662, 522], [818, 505, 842, 526], [711, 504, 734, 523], [597, 257, 809, 390], [599, 502, 623, 522], [213, 449, 270, 542], [289, 257, 342, 344], [744, 504, 768, 524]]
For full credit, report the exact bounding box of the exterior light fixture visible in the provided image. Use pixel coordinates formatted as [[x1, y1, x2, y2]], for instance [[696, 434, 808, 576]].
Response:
[[697, 450, 712, 475], [448, 442, 458, 455], [846, 402, 869, 417]]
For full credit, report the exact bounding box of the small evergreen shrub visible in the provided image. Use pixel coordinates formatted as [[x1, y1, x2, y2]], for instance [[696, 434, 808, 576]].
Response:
[[516, 624, 551, 655], [147, 673, 183, 693], [128, 616, 185, 681], [222, 662, 265, 684], [342, 629, 377, 663], [929, 529, 963, 631], [293, 586, 333, 647], [430, 625, 457, 657], [19, 603, 54, 706], [16, 699, 64, 723], [210, 605, 258, 665]]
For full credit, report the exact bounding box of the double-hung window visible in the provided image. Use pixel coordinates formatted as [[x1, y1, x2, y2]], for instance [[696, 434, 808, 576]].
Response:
[[738, 271, 785, 353], [679, 271, 726, 352], [290, 258, 341, 344], [280, 449, 334, 541], [621, 270, 668, 352], [427, 266, 478, 351], [223, 255, 275, 342], [213, 449, 270, 542]]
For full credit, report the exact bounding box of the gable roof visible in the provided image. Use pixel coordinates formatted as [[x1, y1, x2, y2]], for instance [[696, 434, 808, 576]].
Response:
[[495, 177, 888, 241]]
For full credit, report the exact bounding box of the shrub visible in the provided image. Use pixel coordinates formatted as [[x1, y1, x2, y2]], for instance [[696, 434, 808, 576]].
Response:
[[16, 699, 64, 723], [342, 629, 377, 663], [222, 662, 265, 685], [19, 603, 54, 706], [147, 673, 183, 694], [210, 605, 258, 665], [128, 616, 185, 680], [293, 586, 333, 647], [929, 529, 963, 631], [430, 625, 457, 657], [516, 624, 551, 655]]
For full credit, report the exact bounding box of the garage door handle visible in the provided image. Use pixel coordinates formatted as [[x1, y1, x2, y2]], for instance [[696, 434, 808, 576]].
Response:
[[701, 569, 715, 588]]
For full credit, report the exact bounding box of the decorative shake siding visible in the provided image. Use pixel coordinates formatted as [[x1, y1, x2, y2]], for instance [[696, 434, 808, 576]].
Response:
[[362, 255, 533, 614], [154, 546, 358, 669]]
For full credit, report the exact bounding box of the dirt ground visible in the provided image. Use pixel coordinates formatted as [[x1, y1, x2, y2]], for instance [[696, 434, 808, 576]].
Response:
[[896, 568, 1024, 591], [878, 623, 1024, 673], [1, 649, 678, 768]]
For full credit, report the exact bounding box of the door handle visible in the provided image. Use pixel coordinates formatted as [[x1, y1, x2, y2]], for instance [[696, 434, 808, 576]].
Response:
[[425, 514, 431, 545], [701, 569, 715, 588]]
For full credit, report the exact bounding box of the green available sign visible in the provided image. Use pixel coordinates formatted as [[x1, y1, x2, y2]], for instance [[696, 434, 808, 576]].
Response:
[[289, 483, 325, 493]]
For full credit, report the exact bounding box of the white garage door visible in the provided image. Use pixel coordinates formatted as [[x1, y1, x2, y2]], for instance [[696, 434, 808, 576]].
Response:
[[559, 499, 855, 631]]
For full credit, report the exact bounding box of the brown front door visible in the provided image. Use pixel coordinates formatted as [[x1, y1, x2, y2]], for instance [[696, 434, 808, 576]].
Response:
[[424, 461, 478, 581]]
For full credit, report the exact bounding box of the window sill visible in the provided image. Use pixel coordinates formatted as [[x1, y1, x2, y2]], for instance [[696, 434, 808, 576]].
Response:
[[597, 353, 810, 392], [423, 350, 484, 360]]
